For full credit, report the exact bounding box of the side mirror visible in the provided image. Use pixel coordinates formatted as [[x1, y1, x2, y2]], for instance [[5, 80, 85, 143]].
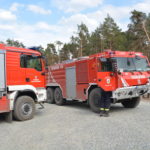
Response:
[[112, 59, 117, 72]]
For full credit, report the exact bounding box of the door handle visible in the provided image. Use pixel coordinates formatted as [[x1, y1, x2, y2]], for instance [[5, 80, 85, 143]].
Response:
[[41, 72, 45, 76], [26, 78, 30, 82]]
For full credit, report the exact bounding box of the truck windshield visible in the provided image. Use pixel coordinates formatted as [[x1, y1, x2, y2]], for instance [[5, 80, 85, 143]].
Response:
[[113, 57, 150, 72]]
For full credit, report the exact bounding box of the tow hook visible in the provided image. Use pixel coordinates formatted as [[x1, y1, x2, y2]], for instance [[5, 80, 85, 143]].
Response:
[[139, 89, 148, 95], [38, 103, 44, 109]]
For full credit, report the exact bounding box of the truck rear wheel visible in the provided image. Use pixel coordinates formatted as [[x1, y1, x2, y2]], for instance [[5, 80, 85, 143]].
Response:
[[121, 97, 140, 108], [13, 96, 35, 121], [89, 88, 101, 113], [47, 88, 55, 104], [54, 88, 65, 105]]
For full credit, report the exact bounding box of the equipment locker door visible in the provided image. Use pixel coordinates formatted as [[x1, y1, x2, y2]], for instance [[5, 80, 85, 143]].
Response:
[[66, 67, 76, 99], [0, 50, 6, 91], [0, 50, 9, 113]]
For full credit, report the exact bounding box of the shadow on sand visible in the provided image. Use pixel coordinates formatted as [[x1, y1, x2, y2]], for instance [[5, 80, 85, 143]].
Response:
[[63, 101, 128, 113]]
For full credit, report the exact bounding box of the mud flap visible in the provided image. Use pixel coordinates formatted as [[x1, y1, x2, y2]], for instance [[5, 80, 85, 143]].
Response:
[[5, 111, 12, 123]]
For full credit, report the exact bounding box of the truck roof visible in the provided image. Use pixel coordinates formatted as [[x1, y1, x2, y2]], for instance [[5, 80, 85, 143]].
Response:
[[0, 43, 41, 55], [90, 50, 144, 58], [50, 50, 146, 67]]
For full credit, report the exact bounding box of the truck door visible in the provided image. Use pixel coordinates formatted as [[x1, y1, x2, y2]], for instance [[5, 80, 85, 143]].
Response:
[[21, 54, 45, 88], [97, 58, 117, 91]]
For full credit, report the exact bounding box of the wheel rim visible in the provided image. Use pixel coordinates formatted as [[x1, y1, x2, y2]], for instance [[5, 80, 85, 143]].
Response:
[[21, 103, 32, 116]]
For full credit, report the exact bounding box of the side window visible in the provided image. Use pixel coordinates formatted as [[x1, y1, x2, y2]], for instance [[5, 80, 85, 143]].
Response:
[[20, 55, 26, 68], [20, 54, 42, 71], [98, 58, 113, 72]]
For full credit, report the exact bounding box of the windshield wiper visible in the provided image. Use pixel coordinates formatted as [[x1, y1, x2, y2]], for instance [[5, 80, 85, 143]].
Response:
[[123, 69, 139, 72], [130, 69, 138, 72], [122, 69, 133, 72]]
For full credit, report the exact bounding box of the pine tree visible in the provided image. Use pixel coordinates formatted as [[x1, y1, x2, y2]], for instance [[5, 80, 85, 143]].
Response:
[[45, 43, 58, 65], [99, 15, 127, 51], [59, 44, 71, 61], [77, 23, 90, 56], [55, 41, 63, 62], [6, 39, 25, 48], [89, 27, 102, 54], [127, 10, 147, 51]]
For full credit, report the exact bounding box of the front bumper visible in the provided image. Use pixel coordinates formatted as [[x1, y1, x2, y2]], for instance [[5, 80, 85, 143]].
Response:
[[112, 84, 150, 100]]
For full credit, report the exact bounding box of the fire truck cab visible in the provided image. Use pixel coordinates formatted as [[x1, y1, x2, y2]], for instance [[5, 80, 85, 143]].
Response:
[[47, 50, 150, 112], [0, 44, 46, 121]]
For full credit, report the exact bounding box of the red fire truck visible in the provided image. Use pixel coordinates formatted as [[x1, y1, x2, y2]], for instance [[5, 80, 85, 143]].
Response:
[[0, 44, 46, 121], [46, 50, 150, 112]]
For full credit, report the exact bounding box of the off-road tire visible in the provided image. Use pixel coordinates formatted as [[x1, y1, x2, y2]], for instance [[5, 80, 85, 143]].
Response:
[[54, 88, 65, 105], [47, 88, 55, 104], [13, 96, 35, 121], [121, 97, 140, 108], [89, 88, 102, 113]]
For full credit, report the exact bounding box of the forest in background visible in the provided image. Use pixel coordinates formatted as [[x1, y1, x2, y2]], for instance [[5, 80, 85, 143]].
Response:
[[1, 10, 150, 65]]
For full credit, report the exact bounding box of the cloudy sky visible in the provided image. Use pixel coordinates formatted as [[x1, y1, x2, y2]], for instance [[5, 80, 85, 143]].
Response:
[[0, 0, 150, 47]]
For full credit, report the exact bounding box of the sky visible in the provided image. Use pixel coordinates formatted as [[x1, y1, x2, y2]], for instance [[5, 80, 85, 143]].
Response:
[[0, 0, 150, 47]]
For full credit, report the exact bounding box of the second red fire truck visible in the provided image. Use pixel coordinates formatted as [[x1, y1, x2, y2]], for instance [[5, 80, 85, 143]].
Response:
[[46, 50, 150, 112]]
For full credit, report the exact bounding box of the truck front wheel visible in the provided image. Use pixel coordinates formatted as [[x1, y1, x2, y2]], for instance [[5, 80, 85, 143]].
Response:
[[121, 97, 140, 108], [47, 88, 55, 104], [13, 96, 35, 121], [89, 88, 101, 113], [54, 88, 65, 105]]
